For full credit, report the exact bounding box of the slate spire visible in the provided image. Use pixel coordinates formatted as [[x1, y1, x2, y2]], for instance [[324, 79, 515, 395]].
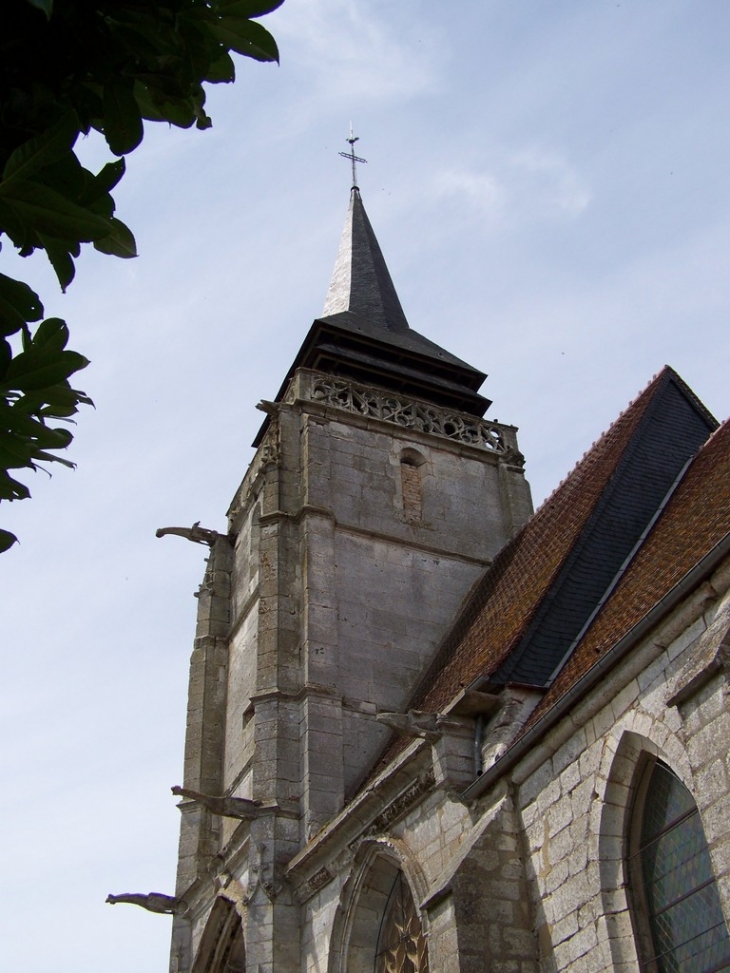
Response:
[[322, 188, 410, 334], [254, 184, 494, 449]]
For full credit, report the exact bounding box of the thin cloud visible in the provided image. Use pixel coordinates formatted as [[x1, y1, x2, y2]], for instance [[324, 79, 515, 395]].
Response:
[[511, 146, 592, 217], [428, 147, 590, 235], [275, 0, 440, 107]]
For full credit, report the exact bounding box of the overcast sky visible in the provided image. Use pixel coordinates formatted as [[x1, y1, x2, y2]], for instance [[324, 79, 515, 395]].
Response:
[[2, 2, 730, 970]]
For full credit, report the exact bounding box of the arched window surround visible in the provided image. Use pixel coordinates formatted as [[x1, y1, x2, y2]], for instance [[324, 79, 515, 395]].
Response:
[[627, 756, 730, 973], [597, 730, 688, 968], [191, 896, 246, 973], [328, 840, 430, 973], [596, 728, 730, 973]]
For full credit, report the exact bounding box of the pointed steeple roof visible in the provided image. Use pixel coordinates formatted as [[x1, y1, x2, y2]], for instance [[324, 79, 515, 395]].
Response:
[[257, 190, 492, 432], [322, 188, 409, 333]]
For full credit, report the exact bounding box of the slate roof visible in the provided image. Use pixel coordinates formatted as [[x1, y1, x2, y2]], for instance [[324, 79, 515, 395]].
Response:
[[489, 370, 715, 687], [401, 367, 715, 715], [322, 186, 411, 334], [524, 410, 730, 734]]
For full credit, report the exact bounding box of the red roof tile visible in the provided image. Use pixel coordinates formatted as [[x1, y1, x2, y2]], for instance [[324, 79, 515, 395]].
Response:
[[365, 368, 723, 787], [525, 414, 730, 731], [408, 369, 669, 714]]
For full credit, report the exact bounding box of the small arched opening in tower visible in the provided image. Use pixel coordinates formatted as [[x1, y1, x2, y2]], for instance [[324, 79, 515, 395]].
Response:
[[400, 449, 426, 524]]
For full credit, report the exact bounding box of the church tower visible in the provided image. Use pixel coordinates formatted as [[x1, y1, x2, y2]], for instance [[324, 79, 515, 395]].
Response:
[[168, 184, 532, 973]]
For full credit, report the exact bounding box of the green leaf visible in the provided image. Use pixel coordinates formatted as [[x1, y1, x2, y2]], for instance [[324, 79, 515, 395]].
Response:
[[0, 198, 34, 249], [0, 339, 11, 372], [35, 151, 89, 203], [0, 298, 26, 337], [103, 79, 144, 156], [195, 109, 213, 131], [86, 191, 115, 219], [0, 299, 27, 337], [37, 235, 76, 291], [93, 218, 137, 258], [205, 51, 236, 83], [32, 317, 70, 353], [94, 159, 126, 195], [0, 180, 113, 242], [32, 451, 75, 469], [217, 0, 285, 17], [212, 17, 280, 62], [3, 350, 89, 392], [0, 275, 43, 323], [0, 528, 18, 553], [132, 82, 168, 123], [17, 383, 91, 412], [3, 112, 79, 184], [0, 434, 36, 466], [153, 97, 197, 130], [0, 409, 71, 448], [0, 472, 31, 501], [24, 0, 53, 17]]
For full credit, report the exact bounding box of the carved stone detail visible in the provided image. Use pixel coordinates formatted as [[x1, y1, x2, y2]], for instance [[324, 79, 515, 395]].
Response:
[[242, 843, 283, 905], [106, 892, 184, 915], [364, 772, 436, 838], [310, 378, 507, 453], [259, 416, 281, 467], [305, 867, 333, 896], [156, 522, 220, 546], [376, 710, 440, 742], [171, 785, 263, 820]]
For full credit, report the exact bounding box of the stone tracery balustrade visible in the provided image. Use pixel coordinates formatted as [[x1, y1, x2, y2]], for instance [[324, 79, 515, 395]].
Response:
[[307, 376, 508, 453]]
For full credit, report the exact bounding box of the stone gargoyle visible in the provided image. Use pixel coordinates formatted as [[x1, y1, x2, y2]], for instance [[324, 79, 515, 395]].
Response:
[[171, 785, 263, 820], [105, 892, 182, 914], [156, 522, 219, 546], [376, 710, 441, 741]]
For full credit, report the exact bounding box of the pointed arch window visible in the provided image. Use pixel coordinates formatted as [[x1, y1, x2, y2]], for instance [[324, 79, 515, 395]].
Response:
[[375, 871, 429, 973], [192, 897, 246, 973], [629, 759, 730, 973]]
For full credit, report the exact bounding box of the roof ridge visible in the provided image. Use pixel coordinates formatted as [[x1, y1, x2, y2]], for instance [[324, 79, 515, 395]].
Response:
[[532, 367, 668, 517], [521, 401, 730, 738], [401, 366, 685, 709], [493, 368, 715, 687]]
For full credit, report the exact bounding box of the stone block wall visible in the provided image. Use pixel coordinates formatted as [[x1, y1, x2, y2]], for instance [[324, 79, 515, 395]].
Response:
[[292, 560, 730, 973], [509, 567, 730, 973]]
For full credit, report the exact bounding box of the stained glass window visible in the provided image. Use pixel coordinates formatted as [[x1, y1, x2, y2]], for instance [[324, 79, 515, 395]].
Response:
[[631, 760, 730, 973], [375, 872, 429, 973]]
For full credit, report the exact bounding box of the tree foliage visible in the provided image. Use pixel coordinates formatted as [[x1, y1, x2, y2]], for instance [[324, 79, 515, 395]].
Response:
[[0, 0, 281, 551]]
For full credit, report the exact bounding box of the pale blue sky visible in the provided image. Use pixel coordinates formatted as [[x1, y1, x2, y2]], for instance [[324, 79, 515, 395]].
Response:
[[2, 2, 729, 969]]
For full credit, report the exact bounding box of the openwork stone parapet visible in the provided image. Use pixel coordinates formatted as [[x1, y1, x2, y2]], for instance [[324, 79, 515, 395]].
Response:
[[290, 369, 518, 457]]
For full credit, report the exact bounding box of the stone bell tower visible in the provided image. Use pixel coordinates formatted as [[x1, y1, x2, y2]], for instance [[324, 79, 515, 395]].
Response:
[[168, 185, 533, 973]]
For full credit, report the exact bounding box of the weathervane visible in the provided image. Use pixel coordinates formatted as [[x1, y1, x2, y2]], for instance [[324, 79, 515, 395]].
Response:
[[338, 123, 367, 189]]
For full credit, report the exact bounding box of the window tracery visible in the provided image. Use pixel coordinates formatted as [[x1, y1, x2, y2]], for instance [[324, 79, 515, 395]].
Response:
[[310, 377, 507, 453], [629, 759, 730, 973], [375, 872, 429, 973]]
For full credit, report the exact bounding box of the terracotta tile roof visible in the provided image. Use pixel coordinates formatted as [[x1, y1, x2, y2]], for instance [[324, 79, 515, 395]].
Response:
[[524, 412, 730, 732], [365, 368, 720, 785], [408, 368, 672, 714], [489, 368, 715, 687]]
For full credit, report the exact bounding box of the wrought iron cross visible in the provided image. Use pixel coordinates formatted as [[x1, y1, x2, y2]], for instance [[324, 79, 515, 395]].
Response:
[[338, 123, 367, 189]]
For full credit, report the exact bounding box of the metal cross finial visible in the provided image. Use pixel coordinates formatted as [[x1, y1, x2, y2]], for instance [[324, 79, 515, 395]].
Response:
[[338, 123, 367, 190]]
